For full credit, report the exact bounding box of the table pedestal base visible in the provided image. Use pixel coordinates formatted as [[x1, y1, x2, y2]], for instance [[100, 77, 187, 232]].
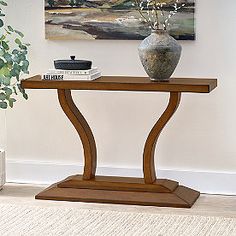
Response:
[[21, 77, 217, 208], [34, 90, 200, 208], [35, 175, 200, 208]]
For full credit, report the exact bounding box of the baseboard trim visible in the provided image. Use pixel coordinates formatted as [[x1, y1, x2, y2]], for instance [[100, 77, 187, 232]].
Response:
[[6, 160, 236, 195]]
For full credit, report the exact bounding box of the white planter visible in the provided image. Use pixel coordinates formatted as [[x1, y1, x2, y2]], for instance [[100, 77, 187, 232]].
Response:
[[0, 150, 5, 189]]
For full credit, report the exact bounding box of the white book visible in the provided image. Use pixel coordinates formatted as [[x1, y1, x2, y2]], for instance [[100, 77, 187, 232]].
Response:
[[43, 71, 101, 81], [48, 67, 98, 75]]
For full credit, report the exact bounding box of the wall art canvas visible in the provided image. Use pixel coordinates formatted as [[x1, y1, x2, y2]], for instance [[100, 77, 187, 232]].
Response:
[[45, 0, 195, 40]]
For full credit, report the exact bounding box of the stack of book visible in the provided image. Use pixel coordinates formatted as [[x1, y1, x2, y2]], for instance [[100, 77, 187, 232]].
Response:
[[43, 68, 101, 81]]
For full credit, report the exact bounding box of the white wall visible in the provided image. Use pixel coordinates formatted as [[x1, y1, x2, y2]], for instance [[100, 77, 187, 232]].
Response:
[[4, 0, 236, 180]]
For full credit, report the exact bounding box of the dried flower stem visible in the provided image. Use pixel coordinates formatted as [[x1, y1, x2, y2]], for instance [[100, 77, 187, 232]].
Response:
[[134, 0, 186, 31], [153, 0, 159, 29], [134, 0, 155, 29]]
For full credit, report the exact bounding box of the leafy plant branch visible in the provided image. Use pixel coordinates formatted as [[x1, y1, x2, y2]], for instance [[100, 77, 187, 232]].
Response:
[[0, 1, 29, 109]]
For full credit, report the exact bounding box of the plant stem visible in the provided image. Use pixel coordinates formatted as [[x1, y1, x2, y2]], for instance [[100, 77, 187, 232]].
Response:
[[134, 0, 155, 30], [161, 7, 166, 30], [153, 0, 159, 29]]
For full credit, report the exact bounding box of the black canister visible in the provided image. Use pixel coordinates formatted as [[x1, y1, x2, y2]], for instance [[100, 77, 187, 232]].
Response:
[[54, 56, 92, 70]]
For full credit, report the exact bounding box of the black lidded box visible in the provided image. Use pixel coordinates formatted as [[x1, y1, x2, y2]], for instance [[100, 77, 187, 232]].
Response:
[[54, 56, 92, 70]]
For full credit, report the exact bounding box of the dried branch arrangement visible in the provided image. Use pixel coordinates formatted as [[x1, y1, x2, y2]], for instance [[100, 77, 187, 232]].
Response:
[[134, 0, 186, 30]]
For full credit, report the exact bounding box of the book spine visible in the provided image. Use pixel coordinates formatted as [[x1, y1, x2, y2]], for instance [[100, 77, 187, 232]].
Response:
[[90, 72, 101, 81], [48, 68, 98, 75], [43, 72, 101, 81], [62, 72, 101, 80]]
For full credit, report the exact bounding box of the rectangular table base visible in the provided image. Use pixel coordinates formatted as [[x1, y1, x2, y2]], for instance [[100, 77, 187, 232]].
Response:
[[35, 176, 200, 208]]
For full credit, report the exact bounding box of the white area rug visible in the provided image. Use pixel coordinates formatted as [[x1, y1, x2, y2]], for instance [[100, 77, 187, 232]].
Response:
[[0, 203, 235, 236]]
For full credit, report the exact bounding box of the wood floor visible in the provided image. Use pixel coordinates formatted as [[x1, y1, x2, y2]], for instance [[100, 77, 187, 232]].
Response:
[[0, 183, 236, 218]]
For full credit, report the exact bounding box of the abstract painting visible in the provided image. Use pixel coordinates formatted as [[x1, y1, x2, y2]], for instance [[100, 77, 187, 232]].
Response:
[[45, 0, 195, 40]]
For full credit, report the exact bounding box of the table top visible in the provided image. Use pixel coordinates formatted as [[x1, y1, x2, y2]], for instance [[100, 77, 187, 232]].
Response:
[[21, 75, 217, 93]]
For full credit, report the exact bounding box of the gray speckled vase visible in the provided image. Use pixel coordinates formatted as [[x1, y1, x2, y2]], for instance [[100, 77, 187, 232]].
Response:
[[138, 30, 182, 81]]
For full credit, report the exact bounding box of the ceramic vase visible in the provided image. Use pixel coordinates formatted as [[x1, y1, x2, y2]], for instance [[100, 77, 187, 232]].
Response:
[[138, 30, 182, 81]]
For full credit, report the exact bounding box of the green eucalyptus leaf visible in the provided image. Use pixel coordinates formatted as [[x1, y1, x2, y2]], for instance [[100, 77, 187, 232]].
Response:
[[23, 92, 28, 100], [0, 1, 7, 6], [12, 49, 18, 55], [7, 61, 13, 68], [10, 68, 20, 77], [19, 54, 26, 61], [2, 76, 10, 86], [22, 50, 28, 55], [14, 30, 24, 38], [0, 66, 10, 77], [2, 87, 12, 96], [8, 100, 13, 108], [5, 29, 11, 34], [4, 52, 12, 62], [0, 19, 3, 27], [0, 101, 7, 109], [0, 35, 5, 41], [15, 38, 21, 45], [21, 59, 29, 71], [12, 55, 21, 63], [8, 98, 16, 108], [0, 58, 5, 69], [10, 98, 16, 102], [2, 41, 9, 50], [13, 63, 21, 70], [23, 59, 29, 66], [7, 25, 14, 32], [13, 86, 18, 95], [0, 92, 6, 100], [19, 44, 27, 50], [17, 83, 23, 93], [0, 49, 4, 56]]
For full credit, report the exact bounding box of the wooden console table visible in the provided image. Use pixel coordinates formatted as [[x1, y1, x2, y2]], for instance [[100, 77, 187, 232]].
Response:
[[22, 75, 217, 208]]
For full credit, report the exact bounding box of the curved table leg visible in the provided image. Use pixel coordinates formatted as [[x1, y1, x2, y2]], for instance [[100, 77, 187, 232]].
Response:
[[143, 92, 181, 184], [37, 90, 199, 208], [57, 89, 97, 180]]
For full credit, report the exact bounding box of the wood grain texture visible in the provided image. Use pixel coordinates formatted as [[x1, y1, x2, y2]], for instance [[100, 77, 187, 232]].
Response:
[[58, 89, 97, 180], [57, 175, 178, 193], [35, 183, 200, 208], [174, 186, 201, 206], [143, 92, 181, 184], [21, 75, 216, 208], [21, 75, 217, 93], [4, 184, 236, 218]]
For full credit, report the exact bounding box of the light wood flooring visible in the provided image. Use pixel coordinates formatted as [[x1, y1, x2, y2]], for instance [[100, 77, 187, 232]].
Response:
[[0, 183, 236, 218]]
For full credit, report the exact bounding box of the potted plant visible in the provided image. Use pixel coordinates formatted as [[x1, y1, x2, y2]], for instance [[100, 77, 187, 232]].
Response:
[[0, 0, 29, 188], [134, 0, 185, 81]]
